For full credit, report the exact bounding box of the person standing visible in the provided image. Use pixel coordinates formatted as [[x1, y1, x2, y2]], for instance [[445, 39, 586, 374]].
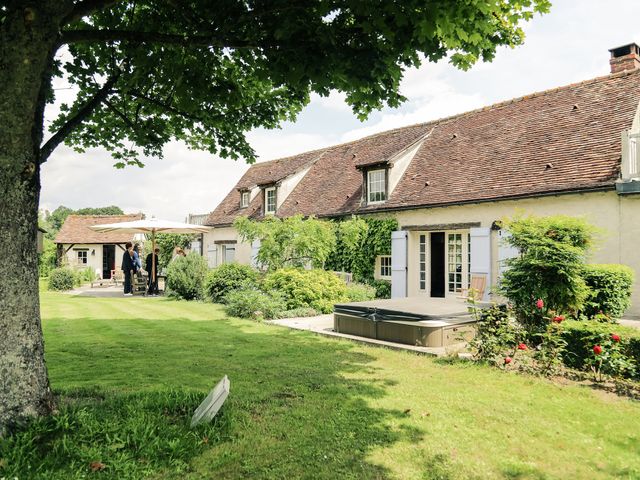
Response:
[[121, 242, 135, 296], [133, 243, 142, 271], [146, 247, 160, 295]]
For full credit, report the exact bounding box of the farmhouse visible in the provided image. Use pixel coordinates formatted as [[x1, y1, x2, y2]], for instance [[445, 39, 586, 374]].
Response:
[[203, 43, 640, 317], [54, 214, 144, 279]]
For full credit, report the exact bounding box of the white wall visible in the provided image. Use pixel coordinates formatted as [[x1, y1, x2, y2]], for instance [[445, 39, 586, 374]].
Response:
[[396, 191, 640, 317], [60, 243, 105, 278], [202, 227, 252, 268]]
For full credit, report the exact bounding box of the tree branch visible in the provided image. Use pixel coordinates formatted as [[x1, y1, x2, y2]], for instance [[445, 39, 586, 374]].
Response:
[[39, 74, 119, 164], [62, 0, 122, 26], [127, 90, 222, 125], [60, 29, 265, 49]]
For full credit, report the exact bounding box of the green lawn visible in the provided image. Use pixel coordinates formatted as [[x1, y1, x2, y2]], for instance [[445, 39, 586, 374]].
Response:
[[2, 291, 639, 479]]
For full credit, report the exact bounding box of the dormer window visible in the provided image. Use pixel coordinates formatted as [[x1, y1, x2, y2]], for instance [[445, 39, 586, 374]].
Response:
[[240, 191, 250, 208], [265, 186, 277, 214], [367, 169, 387, 204]]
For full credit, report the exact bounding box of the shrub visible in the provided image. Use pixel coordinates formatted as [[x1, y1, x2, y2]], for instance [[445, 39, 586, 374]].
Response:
[[48, 267, 75, 291], [562, 320, 639, 380], [276, 307, 320, 319], [165, 253, 208, 300], [204, 263, 259, 303], [38, 237, 57, 277], [74, 267, 96, 286], [345, 282, 376, 302], [500, 215, 595, 332], [581, 264, 634, 320], [224, 288, 286, 320], [371, 279, 391, 299], [263, 268, 348, 313], [468, 304, 523, 366]]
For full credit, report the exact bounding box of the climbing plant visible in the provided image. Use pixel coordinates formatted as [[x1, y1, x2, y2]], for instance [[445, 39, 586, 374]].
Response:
[[326, 216, 398, 283]]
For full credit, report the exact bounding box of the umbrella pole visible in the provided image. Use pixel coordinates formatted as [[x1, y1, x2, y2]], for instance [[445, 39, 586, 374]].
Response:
[[151, 230, 156, 294]]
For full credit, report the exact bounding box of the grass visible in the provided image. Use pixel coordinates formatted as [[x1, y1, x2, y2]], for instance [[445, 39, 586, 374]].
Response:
[[1, 291, 640, 479]]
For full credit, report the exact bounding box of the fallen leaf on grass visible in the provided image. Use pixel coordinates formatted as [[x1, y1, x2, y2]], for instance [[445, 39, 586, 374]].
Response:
[[90, 461, 106, 472], [420, 412, 431, 417], [403, 408, 411, 415]]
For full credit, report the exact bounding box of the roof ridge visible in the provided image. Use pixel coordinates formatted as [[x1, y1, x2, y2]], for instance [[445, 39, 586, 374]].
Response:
[[410, 67, 640, 128], [252, 68, 640, 169]]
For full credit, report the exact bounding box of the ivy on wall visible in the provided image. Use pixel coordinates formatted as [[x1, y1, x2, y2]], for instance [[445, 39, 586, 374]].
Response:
[[326, 216, 398, 283]]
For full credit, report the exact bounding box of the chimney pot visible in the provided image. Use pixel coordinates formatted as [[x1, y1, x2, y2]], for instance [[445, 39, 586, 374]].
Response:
[[609, 42, 640, 74]]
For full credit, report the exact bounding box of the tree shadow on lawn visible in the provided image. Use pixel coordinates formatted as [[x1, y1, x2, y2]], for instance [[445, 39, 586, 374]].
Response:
[[2, 316, 426, 479]]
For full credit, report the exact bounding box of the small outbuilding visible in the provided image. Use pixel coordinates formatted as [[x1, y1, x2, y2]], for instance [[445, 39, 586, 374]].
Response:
[[54, 214, 143, 279]]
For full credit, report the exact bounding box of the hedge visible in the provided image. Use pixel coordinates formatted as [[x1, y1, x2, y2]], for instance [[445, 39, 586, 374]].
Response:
[[562, 320, 640, 379], [204, 263, 258, 303], [581, 264, 634, 319]]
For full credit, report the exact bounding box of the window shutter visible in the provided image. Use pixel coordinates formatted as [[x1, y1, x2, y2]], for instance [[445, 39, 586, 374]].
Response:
[[469, 227, 491, 300], [206, 244, 217, 268], [497, 229, 519, 279], [251, 239, 261, 268], [391, 230, 408, 298]]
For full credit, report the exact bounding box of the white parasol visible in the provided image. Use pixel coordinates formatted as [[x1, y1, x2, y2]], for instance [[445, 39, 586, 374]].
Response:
[[90, 217, 209, 289]]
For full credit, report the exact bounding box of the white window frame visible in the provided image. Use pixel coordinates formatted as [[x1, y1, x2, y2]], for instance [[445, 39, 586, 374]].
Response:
[[77, 250, 88, 265], [367, 169, 386, 204], [265, 187, 277, 214], [240, 191, 250, 208], [379, 255, 392, 279]]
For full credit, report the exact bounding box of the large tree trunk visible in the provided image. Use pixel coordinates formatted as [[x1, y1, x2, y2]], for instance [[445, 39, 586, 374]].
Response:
[[0, 3, 66, 434]]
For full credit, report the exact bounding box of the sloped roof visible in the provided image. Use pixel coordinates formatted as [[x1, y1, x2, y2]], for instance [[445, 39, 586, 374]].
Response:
[[206, 68, 640, 226], [54, 214, 144, 244]]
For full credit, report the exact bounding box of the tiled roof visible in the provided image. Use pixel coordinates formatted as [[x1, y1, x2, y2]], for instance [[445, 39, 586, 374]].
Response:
[[206, 69, 640, 226], [54, 214, 144, 244]]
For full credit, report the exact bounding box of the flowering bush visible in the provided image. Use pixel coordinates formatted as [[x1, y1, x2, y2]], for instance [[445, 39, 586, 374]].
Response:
[[468, 304, 523, 366], [562, 320, 639, 381]]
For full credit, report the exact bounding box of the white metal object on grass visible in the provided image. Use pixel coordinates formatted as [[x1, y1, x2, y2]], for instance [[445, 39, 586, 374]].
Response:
[[190, 375, 230, 427]]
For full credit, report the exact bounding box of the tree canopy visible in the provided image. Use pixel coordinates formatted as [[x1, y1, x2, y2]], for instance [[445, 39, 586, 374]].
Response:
[[5, 0, 550, 168]]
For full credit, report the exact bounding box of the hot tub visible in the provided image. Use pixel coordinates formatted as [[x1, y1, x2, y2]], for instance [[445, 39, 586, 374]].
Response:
[[333, 297, 477, 348]]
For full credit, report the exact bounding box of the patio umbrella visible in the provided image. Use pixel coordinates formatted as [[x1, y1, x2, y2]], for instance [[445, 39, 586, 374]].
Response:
[[90, 217, 209, 290]]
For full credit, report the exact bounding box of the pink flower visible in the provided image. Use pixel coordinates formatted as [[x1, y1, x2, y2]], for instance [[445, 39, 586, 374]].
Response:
[[535, 299, 544, 309], [593, 345, 603, 355], [504, 357, 512, 364], [611, 334, 621, 343], [552, 315, 565, 324], [517, 343, 528, 351]]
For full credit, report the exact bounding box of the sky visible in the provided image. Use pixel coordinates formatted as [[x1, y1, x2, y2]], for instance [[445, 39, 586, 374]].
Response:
[[40, 0, 640, 222]]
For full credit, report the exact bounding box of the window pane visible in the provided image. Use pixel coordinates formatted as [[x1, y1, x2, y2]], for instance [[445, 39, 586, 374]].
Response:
[[368, 169, 386, 203]]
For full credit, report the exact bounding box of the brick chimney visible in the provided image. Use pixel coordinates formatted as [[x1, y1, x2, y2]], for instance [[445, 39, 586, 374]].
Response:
[[609, 43, 640, 74]]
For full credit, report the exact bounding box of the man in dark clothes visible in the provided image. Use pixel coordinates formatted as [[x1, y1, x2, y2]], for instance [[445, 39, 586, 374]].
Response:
[[121, 242, 135, 296], [146, 247, 160, 295]]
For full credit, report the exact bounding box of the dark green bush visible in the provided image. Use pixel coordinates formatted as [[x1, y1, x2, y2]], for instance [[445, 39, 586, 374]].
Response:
[[165, 253, 208, 300], [263, 268, 347, 313], [345, 282, 376, 302], [500, 215, 595, 332], [204, 263, 258, 303], [371, 279, 391, 299], [581, 264, 634, 319], [562, 320, 639, 379], [224, 288, 286, 320], [48, 267, 76, 291]]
